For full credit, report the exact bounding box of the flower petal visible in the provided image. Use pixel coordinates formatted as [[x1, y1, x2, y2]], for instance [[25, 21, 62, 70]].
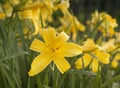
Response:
[[40, 27, 56, 44], [28, 54, 52, 76], [114, 53, 120, 61], [32, 19, 41, 35], [30, 39, 47, 53], [81, 39, 97, 53], [54, 57, 71, 74], [58, 43, 82, 57], [111, 61, 118, 68], [54, 31, 69, 48], [91, 59, 98, 72], [75, 54, 92, 69], [96, 51, 110, 64]]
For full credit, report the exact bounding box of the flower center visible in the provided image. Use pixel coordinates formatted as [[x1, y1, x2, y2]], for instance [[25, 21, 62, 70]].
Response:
[[47, 44, 59, 56]]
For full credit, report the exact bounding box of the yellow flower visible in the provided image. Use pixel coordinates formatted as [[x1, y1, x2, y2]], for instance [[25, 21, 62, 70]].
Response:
[[115, 32, 120, 43], [87, 10, 118, 37], [75, 38, 110, 72], [0, 13, 6, 19], [111, 53, 120, 68], [54, 0, 70, 15], [3, 2, 13, 17], [10, 0, 20, 5], [81, 39, 98, 53], [75, 49, 110, 72], [58, 11, 85, 41], [28, 27, 82, 76], [0, 2, 13, 19], [99, 39, 116, 53], [19, 1, 54, 35]]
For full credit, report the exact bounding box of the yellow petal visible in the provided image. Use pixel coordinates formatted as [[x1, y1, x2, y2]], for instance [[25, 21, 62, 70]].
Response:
[[0, 13, 6, 19], [81, 39, 97, 53], [109, 28, 115, 37], [96, 51, 110, 64], [75, 58, 83, 69], [111, 61, 118, 68], [32, 19, 41, 35], [54, 57, 71, 73], [54, 31, 69, 48], [56, 31, 69, 43], [40, 28, 56, 45], [58, 43, 82, 57], [100, 39, 116, 52], [18, 10, 33, 19], [114, 53, 120, 61], [28, 54, 52, 76], [91, 59, 98, 72], [75, 54, 92, 69], [30, 39, 47, 53]]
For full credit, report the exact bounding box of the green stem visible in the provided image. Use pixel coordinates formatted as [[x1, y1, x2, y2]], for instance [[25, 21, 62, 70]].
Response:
[[101, 75, 120, 88]]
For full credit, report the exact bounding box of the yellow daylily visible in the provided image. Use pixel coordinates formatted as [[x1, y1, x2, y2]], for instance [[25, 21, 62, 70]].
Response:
[[115, 32, 120, 43], [54, 0, 70, 15], [81, 39, 98, 53], [58, 11, 85, 41], [99, 39, 120, 53], [3, 2, 13, 17], [29, 27, 82, 76], [99, 39, 116, 53], [87, 10, 118, 37], [10, 0, 20, 5], [75, 38, 110, 72], [0, 2, 13, 19], [19, 1, 53, 35], [18, 3, 41, 35], [111, 53, 120, 68], [0, 13, 6, 19], [75, 49, 110, 72]]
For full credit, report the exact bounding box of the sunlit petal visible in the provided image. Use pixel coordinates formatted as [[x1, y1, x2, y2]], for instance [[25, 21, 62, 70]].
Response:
[[28, 54, 52, 76], [111, 61, 118, 68], [75, 54, 92, 69], [30, 39, 47, 53], [96, 51, 110, 64], [91, 59, 98, 72], [81, 39, 97, 53], [58, 43, 82, 57], [54, 57, 71, 74], [114, 53, 120, 61], [75, 58, 83, 69], [40, 27, 56, 44], [0, 13, 6, 19], [54, 31, 69, 47]]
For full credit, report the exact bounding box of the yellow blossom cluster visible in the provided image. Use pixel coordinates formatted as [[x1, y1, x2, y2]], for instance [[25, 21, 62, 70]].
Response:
[[0, 0, 120, 77], [87, 10, 118, 37]]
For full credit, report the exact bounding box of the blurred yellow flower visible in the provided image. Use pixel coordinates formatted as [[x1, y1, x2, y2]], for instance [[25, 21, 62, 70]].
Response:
[[58, 12, 85, 41], [81, 39, 98, 53], [19, 8, 41, 35], [19, 1, 54, 35], [115, 32, 120, 43], [0, 13, 6, 19], [75, 49, 110, 72], [0, 2, 13, 19], [10, 0, 20, 5], [3, 2, 13, 17], [87, 10, 118, 37], [29, 27, 82, 76], [75, 38, 110, 72], [99, 39, 116, 53], [111, 53, 120, 68], [54, 0, 69, 15]]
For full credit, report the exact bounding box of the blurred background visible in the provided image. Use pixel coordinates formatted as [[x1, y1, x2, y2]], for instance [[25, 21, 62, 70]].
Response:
[[70, 0, 120, 24]]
